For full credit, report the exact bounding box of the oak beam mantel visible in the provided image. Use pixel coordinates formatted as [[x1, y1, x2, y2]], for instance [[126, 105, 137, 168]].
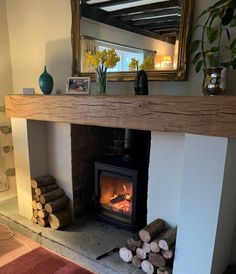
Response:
[[5, 94, 236, 138]]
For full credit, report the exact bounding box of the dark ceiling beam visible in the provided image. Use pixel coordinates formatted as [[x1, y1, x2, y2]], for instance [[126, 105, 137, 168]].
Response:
[[109, 0, 180, 18], [131, 16, 180, 26], [81, 3, 176, 44], [88, 0, 142, 9], [119, 8, 180, 22], [144, 23, 180, 31], [156, 28, 179, 34]]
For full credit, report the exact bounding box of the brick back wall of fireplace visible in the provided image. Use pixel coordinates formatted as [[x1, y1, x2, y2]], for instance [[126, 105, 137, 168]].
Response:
[[71, 125, 127, 218]]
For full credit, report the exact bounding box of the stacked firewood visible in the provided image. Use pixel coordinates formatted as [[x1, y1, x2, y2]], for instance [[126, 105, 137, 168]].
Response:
[[31, 175, 70, 229], [119, 219, 177, 274]]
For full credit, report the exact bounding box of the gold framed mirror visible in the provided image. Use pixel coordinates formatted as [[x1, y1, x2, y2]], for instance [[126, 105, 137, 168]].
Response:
[[71, 0, 194, 81]]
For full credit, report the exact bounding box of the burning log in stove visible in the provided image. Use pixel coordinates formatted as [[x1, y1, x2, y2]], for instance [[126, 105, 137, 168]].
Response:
[[101, 182, 133, 215], [119, 218, 177, 274]]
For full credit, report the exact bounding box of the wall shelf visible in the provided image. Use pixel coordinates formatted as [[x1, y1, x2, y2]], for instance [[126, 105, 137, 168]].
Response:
[[5, 94, 236, 138]]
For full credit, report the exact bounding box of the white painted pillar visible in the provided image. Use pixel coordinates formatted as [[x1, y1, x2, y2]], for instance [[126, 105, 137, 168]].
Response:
[[148, 132, 185, 227], [173, 134, 236, 274], [11, 118, 32, 219]]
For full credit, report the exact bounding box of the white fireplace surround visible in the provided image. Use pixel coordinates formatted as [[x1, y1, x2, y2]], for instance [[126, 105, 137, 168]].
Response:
[[10, 118, 236, 274]]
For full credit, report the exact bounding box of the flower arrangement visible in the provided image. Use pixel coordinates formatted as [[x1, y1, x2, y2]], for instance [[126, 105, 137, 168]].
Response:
[[85, 48, 120, 94], [128, 56, 155, 71]]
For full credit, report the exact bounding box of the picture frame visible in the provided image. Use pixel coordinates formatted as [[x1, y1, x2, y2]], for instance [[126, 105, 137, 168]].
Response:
[[66, 77, 90, 94]]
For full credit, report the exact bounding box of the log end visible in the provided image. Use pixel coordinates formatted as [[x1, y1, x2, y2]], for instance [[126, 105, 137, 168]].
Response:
[[139, 229, 151, 243]]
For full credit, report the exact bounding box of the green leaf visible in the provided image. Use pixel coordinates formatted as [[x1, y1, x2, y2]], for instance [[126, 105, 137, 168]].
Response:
[[222, 7, 234, 25], [189, 40, 201, 54], [208, 55, 219, 67], [211, 46, 219, 52], [209, 9, 221, 26], [230, 15, 236, 27], [230, 38, 236, 49], [206, 27, 218, 43], [221, 62, 230, 68], [211, 0, 228, 9], [232, 48, 236, 54], [192, 52, 202, 64], [205, 51, 213, 57], [196, 60, 204, 73]]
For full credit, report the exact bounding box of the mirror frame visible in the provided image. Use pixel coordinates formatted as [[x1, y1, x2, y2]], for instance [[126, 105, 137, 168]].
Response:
[[71, 0, 195, 81]]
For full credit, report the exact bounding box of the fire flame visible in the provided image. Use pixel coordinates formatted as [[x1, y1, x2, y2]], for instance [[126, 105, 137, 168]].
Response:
[[107, 184, 132, 214]]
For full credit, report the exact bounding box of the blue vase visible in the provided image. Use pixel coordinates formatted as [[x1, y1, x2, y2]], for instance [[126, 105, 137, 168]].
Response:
[[39, 66, 53, 94]]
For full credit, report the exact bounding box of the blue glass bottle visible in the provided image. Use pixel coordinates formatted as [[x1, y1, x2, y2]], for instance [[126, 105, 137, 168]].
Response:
[[39, 66, 54, 94]]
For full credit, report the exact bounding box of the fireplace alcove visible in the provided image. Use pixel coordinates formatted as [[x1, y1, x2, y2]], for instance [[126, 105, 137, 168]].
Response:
[[71, 124, 151, 231], [6, 95, 236, 274]]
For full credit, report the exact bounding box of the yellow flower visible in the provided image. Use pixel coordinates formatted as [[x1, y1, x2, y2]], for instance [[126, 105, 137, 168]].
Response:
[[129, 58, 139, 71], [140, 56, 155, 71], [85, 48, 120, 71], [128, 56, 154, 71]]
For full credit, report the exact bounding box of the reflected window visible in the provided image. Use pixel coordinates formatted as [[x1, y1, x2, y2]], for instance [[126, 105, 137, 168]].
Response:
[[98, 43, 144, 72]]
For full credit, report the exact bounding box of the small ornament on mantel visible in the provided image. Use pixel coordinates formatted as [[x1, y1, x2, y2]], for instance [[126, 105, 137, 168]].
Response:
[[134, 70, 149, 95], [39, 66, 54, 95], [129, 57, 153, 95]]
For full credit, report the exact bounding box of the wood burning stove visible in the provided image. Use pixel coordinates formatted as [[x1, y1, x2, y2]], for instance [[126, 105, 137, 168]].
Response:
[[94, 159, 147, 231]]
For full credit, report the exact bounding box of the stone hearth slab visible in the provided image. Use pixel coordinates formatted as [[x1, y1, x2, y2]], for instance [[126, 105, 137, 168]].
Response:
[[0, 198, 143, 274]]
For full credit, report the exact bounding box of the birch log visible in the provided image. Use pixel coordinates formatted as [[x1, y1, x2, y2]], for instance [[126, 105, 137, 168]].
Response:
[[139, 219, 166, 243], [159, 228, 177, 251], [136, 247, 146, 260], [31, 175, 56, 189], [141, 260, 154, 274], [149, 252, 166, 267], [157, 267, 172, 274], [119, 247, 133, 263], [132, 255, 141, 268], [40, 189, 64, 205]]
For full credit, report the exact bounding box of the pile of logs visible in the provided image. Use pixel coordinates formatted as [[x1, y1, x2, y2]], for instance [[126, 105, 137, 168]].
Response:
[[119, 219, 177, 274], [31, 175, 70, 229]]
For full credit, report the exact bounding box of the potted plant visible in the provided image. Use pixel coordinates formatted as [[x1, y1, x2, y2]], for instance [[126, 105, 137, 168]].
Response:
[[190, 0, 236, 95]]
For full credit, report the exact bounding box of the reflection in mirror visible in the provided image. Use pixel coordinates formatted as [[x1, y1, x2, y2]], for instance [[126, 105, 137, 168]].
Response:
[[71, 0, 194, 80]]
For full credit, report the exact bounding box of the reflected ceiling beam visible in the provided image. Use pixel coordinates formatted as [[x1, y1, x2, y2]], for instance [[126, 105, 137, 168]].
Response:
[[119, 8, 180, 22], [156, 28, 179, 33], [109, 0, 180, 18], [145, 23, 179, 31], [131, 15, 180, 26], [81, 3, 176, 44], [87, 0, 142, 9]]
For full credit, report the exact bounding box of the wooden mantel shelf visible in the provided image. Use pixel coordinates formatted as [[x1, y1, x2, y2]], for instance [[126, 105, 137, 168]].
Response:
[[5, 94, 236, 138]]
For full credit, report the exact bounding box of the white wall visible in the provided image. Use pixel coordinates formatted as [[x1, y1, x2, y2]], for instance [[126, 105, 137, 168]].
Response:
[[0, 0, 13, 105], [173, 134, 228, 274], [47, 122, 73, 212], [0, 0, 16, 201], [81, 17, 175, 56], [148, 132, 185, 227], [5, 0, 72, 94], [211, 139, 236, 273], [5, 0, 236, 97]]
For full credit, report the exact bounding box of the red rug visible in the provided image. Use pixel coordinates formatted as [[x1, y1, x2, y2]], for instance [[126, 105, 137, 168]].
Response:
[[0, 246, 95, 274]]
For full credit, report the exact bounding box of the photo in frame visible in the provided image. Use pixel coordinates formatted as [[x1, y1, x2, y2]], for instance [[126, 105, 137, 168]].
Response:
[[66, 77, 90, 94]]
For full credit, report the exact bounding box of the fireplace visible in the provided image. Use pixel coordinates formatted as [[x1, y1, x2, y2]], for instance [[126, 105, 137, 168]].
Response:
[[94, 158, 148, 231]]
